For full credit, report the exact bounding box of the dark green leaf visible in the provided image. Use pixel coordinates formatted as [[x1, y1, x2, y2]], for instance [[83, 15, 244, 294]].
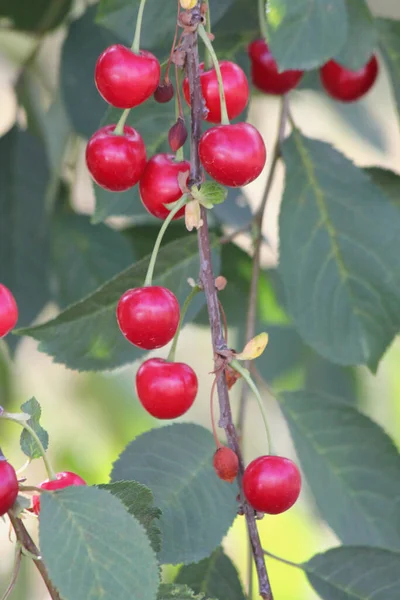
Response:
[[20, 398, 49, 459], [256, 325, 304, 383], [52, 213, 134, 307], [158, 584, 210, 600], [0, 128, 50, 351], [92, 184, 156, 224], [266, 0, 347, 70], [335, 0, 377, 70], [99, 481, 162, 552], [17, 234, 215, 371], [61, 7, 122, 138], [304, 546, 400, 599], [40, 486, 159, 600], [0, 0, 72, 32], [279, 390, 400, 549], [176, 547, 245, 600], [212, 189, 253, 228], [279, 131, 400, 369], [378, 19, 400, 117], [365, 167, 400, 208], [304, 352, 357, 404], [96, 0, 237, 51], [111, 423, 238, 565]]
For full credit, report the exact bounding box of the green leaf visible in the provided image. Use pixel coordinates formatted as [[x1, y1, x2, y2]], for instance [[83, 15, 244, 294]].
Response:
[[96, 0, 237, 50], [335, 0, 377, 70], [92, 184, 156, 225], [266, 0, 347, 70], [17, 234, 215, 371], [0, 0, 72, 32], [52, 213, 134, 307], [40, 486, 159, 600], [158, 584, 210, 600], [279, 131, 400, 369], [304, 546, 400, 599], [176, 547, 245, 600], [378, 18, 400, 118], [279, 390, 400, 550], [365, 167, 400, 208], [99, 481, 162, 552], [19, 398, 49, 459], [111, 423, 238, 565], [61, 7, 122, 138], [0, 127, 50, 351], [192, 183, 228, 209], [304, 353, 357, 404]]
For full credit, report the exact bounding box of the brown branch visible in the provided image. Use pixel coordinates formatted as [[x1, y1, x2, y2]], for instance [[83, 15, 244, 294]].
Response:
[[184, 5, 273, 598], [8, 513, 61, 600], [237, 94, 290, 437]]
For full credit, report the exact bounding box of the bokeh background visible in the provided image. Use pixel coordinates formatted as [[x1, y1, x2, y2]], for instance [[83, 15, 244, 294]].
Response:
[[0, 0, 400, 598]]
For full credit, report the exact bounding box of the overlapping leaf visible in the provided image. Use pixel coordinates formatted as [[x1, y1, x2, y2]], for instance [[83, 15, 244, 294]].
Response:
[[378, 19, 400, 117], [335, 0, 377, 70], [19, 397, 49, 459]]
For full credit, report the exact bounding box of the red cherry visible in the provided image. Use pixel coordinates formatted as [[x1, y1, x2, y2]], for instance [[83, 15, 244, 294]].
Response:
[[32, 471, 86, 516], [0, 284, 18, 338], [0, 459, 18, 516], [213, 447, 239, 483], [320, 56, 379, 102], [117, 286, 180, 350], [95, 45, 160, 109], [199, 123, 266, 187], [139, 154, 190, 220], [136, 358, 198, 419], [243, 455, 301, 515], [248, 39, 304, 95], [182, 61, 249, 123], [86, 124, 146, 192]]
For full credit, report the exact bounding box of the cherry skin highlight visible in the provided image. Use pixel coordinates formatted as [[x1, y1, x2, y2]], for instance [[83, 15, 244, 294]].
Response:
[[320, 55, 379, 102], [117, 286, 180, 350], [0, 459, 18, 516], [243, 455, 301, 515], [248, 39, 304, 95], [32, 471, 86, 515], [213, 447, 239, 483], [86, 124, 146, 192], [136, 358, 198, 419], [182, 60, 249, 123], [199, 123, 266, 187], [0, 284, 18, 338], [95, 45, 160, 109], [139, 154, 190, 220]]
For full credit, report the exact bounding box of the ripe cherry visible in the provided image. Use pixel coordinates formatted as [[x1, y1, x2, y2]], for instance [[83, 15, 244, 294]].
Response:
[[0, 284, 18, 338], [213, 447, 239, 483], [136, 358, 198, 419], [86, 124, 146, 192], [139, 154, 190, 220], [32, 471, 86, 515], [199, 123, 266, 187], [0, 458, 18, 516], [320, 55, 379, 102], [117, 286, 180, 350], [243, 455, 301, 515], [95, 45, 160, 109], [182, 61, 249, 123], [248, 39, 304, 95]]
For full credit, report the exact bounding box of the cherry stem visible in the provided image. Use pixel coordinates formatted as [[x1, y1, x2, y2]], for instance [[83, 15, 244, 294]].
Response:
[[204, 1, 213, 71], [263, 549, 302, 570], [113, 108, 130, 135], [210, 375, 221, 447], [165, 0, 181, 81], [197, 23, 229, 125], [167, 284, 202, 362], [131, 0, 147, 53], [217, 298, 228, 345], [174, 63, 185, 162], [1, 545, 22, 600], [258, 0, 269, 41], [144, 195, 188, 286], [2, 413, 57, 481], [230, 358, 272, 455]]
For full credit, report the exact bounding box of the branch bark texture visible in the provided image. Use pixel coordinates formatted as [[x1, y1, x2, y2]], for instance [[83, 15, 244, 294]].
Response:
[[184, 5, 273, 598]]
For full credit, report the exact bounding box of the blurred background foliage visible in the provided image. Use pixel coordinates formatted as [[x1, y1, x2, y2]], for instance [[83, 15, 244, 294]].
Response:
[[0, 0, 400, 598]]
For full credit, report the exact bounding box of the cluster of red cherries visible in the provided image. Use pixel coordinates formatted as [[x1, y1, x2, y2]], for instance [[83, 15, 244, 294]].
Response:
[[0, 41, 380, 521]]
